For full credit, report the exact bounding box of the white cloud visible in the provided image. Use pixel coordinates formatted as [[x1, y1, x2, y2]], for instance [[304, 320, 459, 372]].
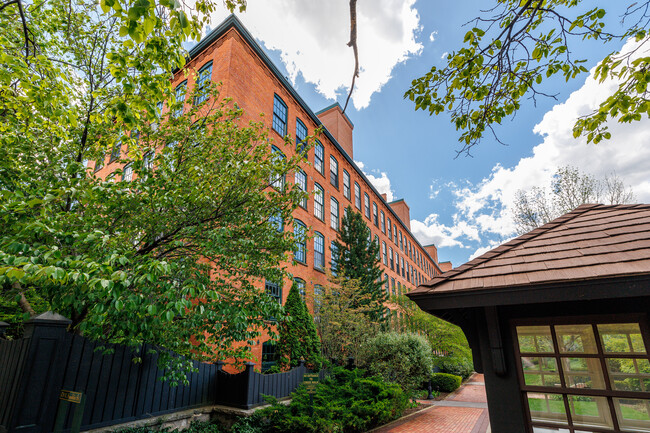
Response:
[[209, 0, 423, 109], [440, 52, 449, 59], [355, 160, 395, 202], [410, 213, 479, 249], [429, 31, 437, 42], [411, 37, 650, 262]]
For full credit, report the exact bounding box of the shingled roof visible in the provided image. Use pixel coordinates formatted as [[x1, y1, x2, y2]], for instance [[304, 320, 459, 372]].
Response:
[[410, 204, 650, 296]]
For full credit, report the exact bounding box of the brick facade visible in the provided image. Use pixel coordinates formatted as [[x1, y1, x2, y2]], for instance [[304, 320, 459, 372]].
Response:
[[91, 15, 444, 369]]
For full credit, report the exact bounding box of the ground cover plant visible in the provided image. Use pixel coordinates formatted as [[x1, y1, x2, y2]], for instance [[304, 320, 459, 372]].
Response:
[[430, 373, 462, 393]]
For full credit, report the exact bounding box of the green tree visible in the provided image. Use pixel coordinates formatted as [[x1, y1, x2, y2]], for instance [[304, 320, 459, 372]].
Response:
[[0, 65, 310, 382], [332, 206, 386, 321], [405, 1, 650, 154], [315, 274, 381, 364], [276, 281, 322, 370], [513, 166, 635, 234]]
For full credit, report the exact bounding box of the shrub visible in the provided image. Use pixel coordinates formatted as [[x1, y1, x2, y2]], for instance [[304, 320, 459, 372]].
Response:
[[252, 367, 410, 433], [433, 355, 473, 379], [358, 332, 433, 392], [430, 373, 462, 393]]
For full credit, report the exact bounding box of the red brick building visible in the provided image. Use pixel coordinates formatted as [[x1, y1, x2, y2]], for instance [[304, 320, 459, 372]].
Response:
[[92, 15, 444, 368]]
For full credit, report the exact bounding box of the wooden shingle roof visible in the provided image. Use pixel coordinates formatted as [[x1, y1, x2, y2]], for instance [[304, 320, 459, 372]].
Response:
[[410, 204, 650, 296]]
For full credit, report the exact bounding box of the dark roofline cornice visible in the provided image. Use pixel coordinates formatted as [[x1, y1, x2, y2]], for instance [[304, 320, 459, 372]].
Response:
[[184, 14, 442, 274]]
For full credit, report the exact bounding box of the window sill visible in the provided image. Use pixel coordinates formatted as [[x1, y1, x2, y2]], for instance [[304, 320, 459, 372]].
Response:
[[313, 266, 326, 274], [294, 259, 308, 267]]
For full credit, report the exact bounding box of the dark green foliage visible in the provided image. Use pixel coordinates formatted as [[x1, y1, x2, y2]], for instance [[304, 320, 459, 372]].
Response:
[[430, 373, 462, 393], [0, 287, 50, 339], [434, 356, 474, 379], [276, 282, 321, 370], [358, 332, 433, 392], [112, 421, 226, 433], [332, 207, 386, 321], [252, 367, 410, 433]]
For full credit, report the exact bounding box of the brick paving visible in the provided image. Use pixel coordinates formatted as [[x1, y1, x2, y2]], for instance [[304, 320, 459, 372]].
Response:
[[370, 374, 489, 433]]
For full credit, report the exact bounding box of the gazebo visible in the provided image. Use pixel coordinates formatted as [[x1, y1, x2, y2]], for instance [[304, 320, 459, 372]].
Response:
[[408, 204, 650, 433]]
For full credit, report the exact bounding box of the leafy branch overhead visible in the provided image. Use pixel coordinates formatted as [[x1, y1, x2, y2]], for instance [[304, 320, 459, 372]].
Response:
[[405, 1, 650, 155]]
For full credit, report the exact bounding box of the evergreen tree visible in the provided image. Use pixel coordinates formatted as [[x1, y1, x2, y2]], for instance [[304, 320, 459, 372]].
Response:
[[276, 282, 322, 370], [333, 206, 387, 321]]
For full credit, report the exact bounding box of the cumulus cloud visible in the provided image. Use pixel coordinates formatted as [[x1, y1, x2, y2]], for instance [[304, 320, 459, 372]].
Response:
[[429, 31, 437, 42], [411, 37, 650, 262], [355, 160, 395, 202], [208, 0, 423, 109], [410, 213, 480, 249]]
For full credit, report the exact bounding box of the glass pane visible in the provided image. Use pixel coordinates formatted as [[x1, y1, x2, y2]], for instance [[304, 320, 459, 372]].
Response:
[[518, 326, 554, 353], [527, 392, 567, 425], [561, 358, 606, 389], [556, 325, 598, 354], [598, 323, 646, 354], [532, 428, 570, 433], [568, 395, 613, 429], [607, 358, 650, 392], [522, 357, 561, 387], [614, 398, 650, 432]]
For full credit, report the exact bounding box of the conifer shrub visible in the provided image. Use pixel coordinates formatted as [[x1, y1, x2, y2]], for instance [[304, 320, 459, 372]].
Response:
[[430, 373, 462, 392]]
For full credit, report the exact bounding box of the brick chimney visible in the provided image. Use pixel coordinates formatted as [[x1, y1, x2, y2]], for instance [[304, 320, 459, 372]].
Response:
[[316, 103, 354, 159], [424, 244, 439, 264], [389, 199, 410, 231], [438, 261, 453, 273]]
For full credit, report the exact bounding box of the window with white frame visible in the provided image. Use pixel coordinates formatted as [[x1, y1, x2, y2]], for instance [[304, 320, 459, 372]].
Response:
[[330, 156, 339, 188], [354, 182, 361, 209], [330, 197, 339, 230], [293, 220, 307, 264], [314, 183, 324, 220], [295, 169, 307, 209], [314, 232, 325, 269], [194, 61, 213, 105], [314, 141, 324, 174], [270, 146, 285, 189], [364, 193, 370, 218], [174, 80, 187, 117], [343, 169, 350, 199]]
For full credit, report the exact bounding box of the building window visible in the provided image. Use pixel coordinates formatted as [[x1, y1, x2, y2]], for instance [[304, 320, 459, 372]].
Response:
[[314, 232, 325, 269], [295, 169, 307, 209], [374, 235, 380, 260], [330, 197, 339, 230], [194, 61, 213, 105], [272, 94, 288, 136], [143, 151, 154, 171], [270, 146, 285, 189], [294, 278, 306, 298], [364, 193, 370, 218], [394, 226, 398, 244], [94, 155, 105, 172], [330, 241, 338, 276], [314, 183, 324, 220], [380, 211, 386, 233], [262, 341, 278, 371], [391, 278, 396, 295], [395, 253, 399, 273], [389, 247, 394, 270], [174, 80, 187, 117], [401, 257, 405, 278], [373, 202, 378, 227], [296, 118, 307, 154], [343, 170, 350, 199], [385, 274, 389, 295], [330, 156, 339, 188], [314, 141, 324, 174], [109, 140, 121, 163], [294, 220, 307, 264], [344, 206, 349, 220], [387, 218, 392, 240], [406, 263, 410, 282], [399, 231, 404, 251], [265, 280, 282, 305], [515, 319, 650, 433], [270, 213, 283, 232], [314, 285, 324, 311], [122, 163, 133, 182], [354, 182, 361, 209], [382, 241, 387, 265]]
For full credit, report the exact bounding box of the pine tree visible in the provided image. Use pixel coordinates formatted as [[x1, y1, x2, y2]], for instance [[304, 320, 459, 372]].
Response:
[[276, 282, 322, 370], [333, 206, 387, 321]]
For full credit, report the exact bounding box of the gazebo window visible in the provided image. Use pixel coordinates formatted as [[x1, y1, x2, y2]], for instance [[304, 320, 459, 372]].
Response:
[[515, 318, 650, 433]]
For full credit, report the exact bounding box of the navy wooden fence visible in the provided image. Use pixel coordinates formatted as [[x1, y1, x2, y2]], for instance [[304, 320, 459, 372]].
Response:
[[0, 312, 323, 433]]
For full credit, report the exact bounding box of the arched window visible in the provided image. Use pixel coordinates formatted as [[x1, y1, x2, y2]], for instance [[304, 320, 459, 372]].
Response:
[[314, 183, 324, 220], [382, 241, 387, 265], [122, 163, 133, 182], [265, 280, 282, 305], [174, 80, 187, 117], [343, 169, 350, 199], [194, 61, 213, 105], [314, 141, 324, 174], [314, 232, 325, 269], [380, 210, 386, 233], [295, 169, 307, 209], [270, 146, 285, 189], [272, 94, 288, 136], [373, 202, 378, 227], [293, 220, 307, 264], [329, 155, 339, 188], [296, 118, 307, 154], [330, 197, 339, 230], [364, 193, 370, 218], [387, 217, 392, 239], [354, 182, 361, 209], [294, 277, 306, 298], [330, 241, 339, 275]]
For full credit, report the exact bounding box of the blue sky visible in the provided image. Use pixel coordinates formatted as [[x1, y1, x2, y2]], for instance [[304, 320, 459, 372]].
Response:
[[206, 1, 650, 268]]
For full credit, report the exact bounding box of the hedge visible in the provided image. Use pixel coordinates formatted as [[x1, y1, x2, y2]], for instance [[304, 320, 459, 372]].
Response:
[[430, 373, 462, 392]]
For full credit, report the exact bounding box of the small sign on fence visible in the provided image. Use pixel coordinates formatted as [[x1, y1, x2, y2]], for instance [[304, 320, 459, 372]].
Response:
[[54, 390, 85, 433], [303, 373, 319, 394], [59, 390, 83, 403]]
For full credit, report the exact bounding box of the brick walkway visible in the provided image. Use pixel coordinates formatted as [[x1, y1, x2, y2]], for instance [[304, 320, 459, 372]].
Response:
[[369, 374, 490, 433]]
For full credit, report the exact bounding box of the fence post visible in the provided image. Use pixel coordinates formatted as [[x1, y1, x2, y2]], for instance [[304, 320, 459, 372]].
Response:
[[9, 312, 72, 433], [0, 322, 8, 339], [244, 362, 256, 409]]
